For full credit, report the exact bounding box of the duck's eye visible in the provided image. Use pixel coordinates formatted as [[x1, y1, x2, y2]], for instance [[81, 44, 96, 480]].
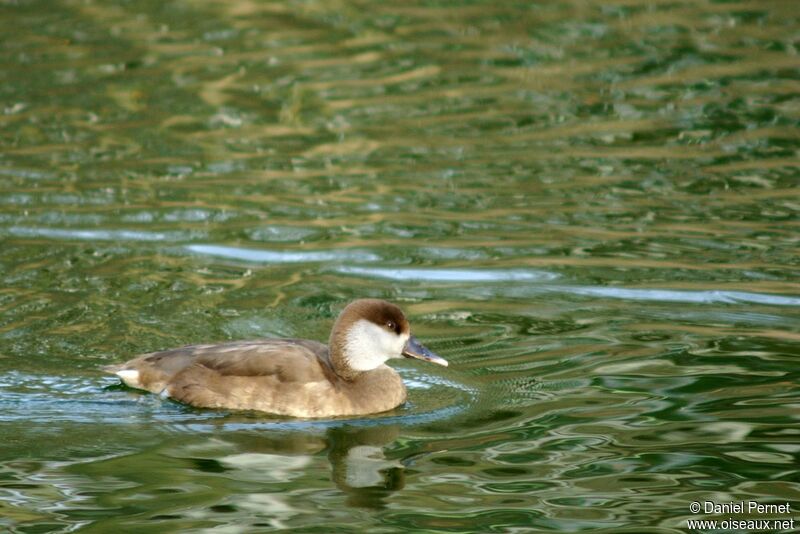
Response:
[[386, 320, 396, 332]]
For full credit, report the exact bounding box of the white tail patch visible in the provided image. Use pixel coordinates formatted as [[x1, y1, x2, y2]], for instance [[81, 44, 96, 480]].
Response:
[[116, 369, 141, 389]]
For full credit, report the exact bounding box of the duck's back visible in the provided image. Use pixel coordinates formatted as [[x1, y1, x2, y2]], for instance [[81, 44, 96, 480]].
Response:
[[105, 339, 350, 417]]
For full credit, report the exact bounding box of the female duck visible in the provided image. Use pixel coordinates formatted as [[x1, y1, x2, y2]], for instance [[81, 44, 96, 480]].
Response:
[[105, 299, 448, 417]]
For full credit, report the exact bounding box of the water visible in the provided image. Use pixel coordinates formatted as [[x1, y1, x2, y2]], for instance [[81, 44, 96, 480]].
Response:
[[2, 0, 799, 531]]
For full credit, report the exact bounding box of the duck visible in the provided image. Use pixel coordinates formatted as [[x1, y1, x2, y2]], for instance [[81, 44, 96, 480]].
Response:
[[104, 299, 448, 418]]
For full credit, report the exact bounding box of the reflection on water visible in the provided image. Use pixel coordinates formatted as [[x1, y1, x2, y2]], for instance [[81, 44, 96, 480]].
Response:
[[1, 0, 799, 531], [187, 243, 381, 263], [0, 422, 407, 529], [337, 265, 560, 282]]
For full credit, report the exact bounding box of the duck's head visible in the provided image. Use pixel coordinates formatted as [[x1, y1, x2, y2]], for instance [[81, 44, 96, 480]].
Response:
[[329, 299, 448, 378]]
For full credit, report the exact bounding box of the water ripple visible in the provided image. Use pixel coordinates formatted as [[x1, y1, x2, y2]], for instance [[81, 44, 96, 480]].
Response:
[[548, 286, 800, 307], [187, 244, 381, 263], [336, 265, 800, 306], [6, 226, 195, 242], [336, 266, 560, 282]]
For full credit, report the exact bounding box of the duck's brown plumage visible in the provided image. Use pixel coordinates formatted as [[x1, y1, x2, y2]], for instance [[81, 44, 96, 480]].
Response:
[[103, 299, 444, 418]]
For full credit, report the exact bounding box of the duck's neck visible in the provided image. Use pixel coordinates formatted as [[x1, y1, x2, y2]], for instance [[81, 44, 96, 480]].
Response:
[[328, 328, 363, 382]]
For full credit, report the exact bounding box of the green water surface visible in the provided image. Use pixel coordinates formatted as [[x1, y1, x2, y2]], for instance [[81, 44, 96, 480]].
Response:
[[1, 0, 799, 532]]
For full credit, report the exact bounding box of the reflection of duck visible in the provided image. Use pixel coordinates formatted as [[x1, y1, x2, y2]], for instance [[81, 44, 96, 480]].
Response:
[[205, 424, 405, 509], [327, 425, 404, 509], [104, 299, 448, 417]]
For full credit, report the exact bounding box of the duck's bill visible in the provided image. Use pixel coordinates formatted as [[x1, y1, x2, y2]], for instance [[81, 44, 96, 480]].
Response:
[[402, 335, 448, 367]]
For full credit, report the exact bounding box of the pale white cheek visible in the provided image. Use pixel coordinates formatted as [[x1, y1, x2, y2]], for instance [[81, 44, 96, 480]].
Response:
[[389, 333, 409, 359], [345, 321, 407, 371]]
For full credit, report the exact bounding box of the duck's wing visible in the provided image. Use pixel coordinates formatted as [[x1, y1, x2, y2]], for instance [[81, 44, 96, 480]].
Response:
[[193, 339, 334, 382], [165, 339, 344, 416], [104, 339, 334, 395]]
